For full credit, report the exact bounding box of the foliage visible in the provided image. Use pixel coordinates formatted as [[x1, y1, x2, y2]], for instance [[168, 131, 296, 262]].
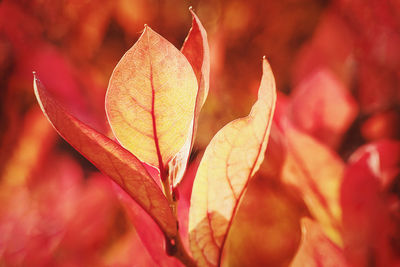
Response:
[[0, 0, 399, 266]]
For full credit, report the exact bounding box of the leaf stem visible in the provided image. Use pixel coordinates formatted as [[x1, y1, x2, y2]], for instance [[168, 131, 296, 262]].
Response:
[[161, 167, 196, 267]]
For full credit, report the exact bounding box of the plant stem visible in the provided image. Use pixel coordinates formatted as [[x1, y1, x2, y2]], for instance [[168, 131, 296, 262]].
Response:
[[161, 168, 196, 267], [171, 233, 197, 267]]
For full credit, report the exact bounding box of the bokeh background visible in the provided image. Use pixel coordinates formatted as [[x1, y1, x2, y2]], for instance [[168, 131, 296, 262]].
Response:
[[0, 0, 399, 266]]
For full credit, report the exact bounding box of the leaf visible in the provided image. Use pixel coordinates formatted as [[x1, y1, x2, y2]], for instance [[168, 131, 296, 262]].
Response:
[[181, 8, 210, 111], [281, 125, 345, 245], [113, 183, 182, 267], [188, 58, 276, 266], [341, 141, 400, 266], [287, 69, 358, 148], [290, 218, 349, 267], [222, 175, 304, 266], [33, 75, 177, 238], [105, 26, 198, 171], [169, 8, 210, 186]]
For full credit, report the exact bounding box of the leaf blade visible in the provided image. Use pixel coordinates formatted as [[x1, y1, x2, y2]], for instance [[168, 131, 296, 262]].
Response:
[[290, 218, 349, 267], [169, 9, 210, 186], [188, 59, 276, 266], [281, 125, 344, 245], [105, 26, 198, 170], [33, 75, 177, 238]]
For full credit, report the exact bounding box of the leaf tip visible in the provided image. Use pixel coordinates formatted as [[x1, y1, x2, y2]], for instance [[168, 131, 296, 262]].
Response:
[[142, 24, 156, 36], [32, 72, 39, 91], [189, 6, 200, 21], [32, 71, 39, 83], [261, 56, 272, 74]]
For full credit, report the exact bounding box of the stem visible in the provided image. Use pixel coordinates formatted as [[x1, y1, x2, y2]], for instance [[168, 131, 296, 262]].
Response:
[[171, 233, 197, 267], [161, 167, 196, 267]]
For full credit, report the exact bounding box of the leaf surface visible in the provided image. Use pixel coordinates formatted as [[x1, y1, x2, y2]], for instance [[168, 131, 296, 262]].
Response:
[[169, 9, 210, 186], [33, 75, 177, 238], [290, 218, 349, 267], [287, 69, 358, 148], [188, 59, 276, 266], [281, 125, 344, 245], [341, 141, 400, 266], [105, 26, 198, 171]]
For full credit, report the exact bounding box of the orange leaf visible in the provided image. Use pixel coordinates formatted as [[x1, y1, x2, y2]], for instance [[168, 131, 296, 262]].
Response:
[[281, 125, 344, 245], [290, 218, 349, 267], [105, 26, 198, 172], [33, 75, 177, 238], [188, 58, 276, 266], [222, 176, 303, 266], [169, 8, 210, 186]]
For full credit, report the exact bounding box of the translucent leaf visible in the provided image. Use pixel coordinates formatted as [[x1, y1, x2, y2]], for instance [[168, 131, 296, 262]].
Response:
[[169, 8, 210, 186], [189, 59, 276, 266], [33, 75, 177, 238], [105, 26, 198, 171]]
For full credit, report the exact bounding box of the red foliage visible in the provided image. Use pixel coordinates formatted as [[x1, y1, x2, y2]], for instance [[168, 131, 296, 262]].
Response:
[[0, 0, 399, 266]]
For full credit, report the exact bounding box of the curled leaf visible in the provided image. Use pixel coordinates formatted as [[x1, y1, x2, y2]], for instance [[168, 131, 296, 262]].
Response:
[[188, 59, 276, 266], [105, 26, 198, 171], [169, 8, 210, 186], [33, 75, 177, 238]]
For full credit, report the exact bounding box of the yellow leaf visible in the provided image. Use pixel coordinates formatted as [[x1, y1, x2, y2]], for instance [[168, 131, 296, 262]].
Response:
[[105, 26, 198, 171], [169, 8, 210, 186], [188, 58, 276, 266]]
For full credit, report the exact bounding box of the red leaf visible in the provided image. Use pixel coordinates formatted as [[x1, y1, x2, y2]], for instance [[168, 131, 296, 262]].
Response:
[[33, 75, 177, 238], [341, 141, 400, 266], [287, 69, 358, 148]]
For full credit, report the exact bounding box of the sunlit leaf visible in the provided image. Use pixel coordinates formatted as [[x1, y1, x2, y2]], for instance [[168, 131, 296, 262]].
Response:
[[105, 26, 198, 171], [33, 75, 177, 238], [169, 8, 210, 186], [189, 58, 276, 266], [181, 8, 210, 111], [281, 125, 344, 245], [290, 218, 349, 267]]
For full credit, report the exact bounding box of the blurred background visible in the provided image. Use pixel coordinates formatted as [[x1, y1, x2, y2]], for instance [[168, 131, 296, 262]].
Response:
[[0, 0, 399, 266]]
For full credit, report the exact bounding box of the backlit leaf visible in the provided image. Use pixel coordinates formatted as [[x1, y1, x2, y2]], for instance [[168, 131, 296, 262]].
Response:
[[33, 75, 177, 238], [188, 58, 276, 266], [169, 8, 210, 186], [105, 26, 198, 171]]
